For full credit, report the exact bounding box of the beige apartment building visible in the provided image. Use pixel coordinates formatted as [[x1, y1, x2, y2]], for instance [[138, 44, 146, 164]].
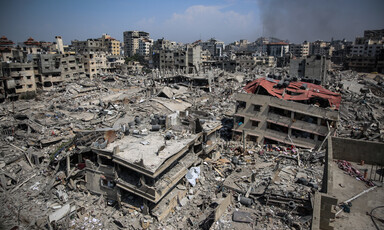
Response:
[[83, 52, 107, 79], [102, 34, 121, 56], [289, 42, 309, 58]]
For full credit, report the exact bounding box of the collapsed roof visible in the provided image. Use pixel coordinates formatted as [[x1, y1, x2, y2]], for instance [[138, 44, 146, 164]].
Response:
[[244, 77, 341, 110]]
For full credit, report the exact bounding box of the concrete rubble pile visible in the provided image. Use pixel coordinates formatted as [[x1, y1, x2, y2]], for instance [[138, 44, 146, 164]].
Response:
[[329, 70, 384, 142], [0, 67, 383, 230]]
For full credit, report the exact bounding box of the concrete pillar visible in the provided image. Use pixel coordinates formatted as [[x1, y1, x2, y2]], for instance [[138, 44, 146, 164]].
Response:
[[117, 187, 122, 208], [66, 154, 70, 177]]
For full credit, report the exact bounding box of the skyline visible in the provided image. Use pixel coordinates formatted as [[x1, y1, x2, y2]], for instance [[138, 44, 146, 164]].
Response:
[[1, 0, 384, 45]]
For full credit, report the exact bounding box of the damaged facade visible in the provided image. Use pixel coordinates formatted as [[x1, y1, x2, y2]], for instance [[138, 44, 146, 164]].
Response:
[[234, 77, 340, 149]]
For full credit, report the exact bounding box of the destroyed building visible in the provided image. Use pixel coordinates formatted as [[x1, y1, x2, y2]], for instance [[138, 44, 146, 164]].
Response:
[[233, 77, 340, 149], [289, 55, 330, 85], [1, 27, 384, 230], [38, 53, 86, 89], [153, 44, 202, 74], [83, 111, 222, 219], [1, 62, 37, 99], [312, 137, 384, 230]]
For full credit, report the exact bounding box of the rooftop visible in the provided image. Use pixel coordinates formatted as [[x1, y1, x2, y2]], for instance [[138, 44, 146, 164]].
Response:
[[244, 77, 341, 110], [109, 132, 197, 174]]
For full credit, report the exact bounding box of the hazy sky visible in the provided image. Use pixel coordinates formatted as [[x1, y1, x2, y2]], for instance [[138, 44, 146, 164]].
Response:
[[1, 0, 383, 45]]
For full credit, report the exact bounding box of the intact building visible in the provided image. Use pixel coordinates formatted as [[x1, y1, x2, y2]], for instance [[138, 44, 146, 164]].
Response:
[[123, 31, 150, 57]]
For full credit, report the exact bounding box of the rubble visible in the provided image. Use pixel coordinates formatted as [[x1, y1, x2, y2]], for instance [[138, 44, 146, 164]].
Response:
[[0, 67, 383, 230]]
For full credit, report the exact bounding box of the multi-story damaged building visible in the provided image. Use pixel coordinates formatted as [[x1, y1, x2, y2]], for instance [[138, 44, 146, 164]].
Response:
[[38, 53, 86, 89], [264, 42, 290, 57], [21, 37, 42, 54], [289, 55, 330, 85], [1, 62, 37, 98], [289, 41, 309, 58], [200, 38, 225, 57], [80, 107, 221, 219], [0, 36, 16, 62], [101, 34, 121, 56], [347, 29, 384, 73], [71, 39, 106, 54], [211, 55, 275, 72], [309, 40, 333, 57], [233, 77, 340, 149], [153, 44, 202, 74], [71, 34, 121, 56], [83, 52, 107, 79]]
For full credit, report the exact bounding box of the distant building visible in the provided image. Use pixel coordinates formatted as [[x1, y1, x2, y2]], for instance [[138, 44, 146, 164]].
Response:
[[153, 44, 202, 74], [71, 34, 121, 56], [330, 39, 353, 65], [347, 29, 384, 73], [363, 29, 384, 40], [289, 42, 309, 58], [22, 37, 42, 54], [123, 31, 150, 57], [351, 38, 383, 57], [200, 38, 225, 57], [55, 36, 64, 54], [138, 37, 153, 56], [309, 41, 333, 57], [72, 39, 106, 54], [289, 55, 330, 85], [265, 42, 289, 57], [101, 34, 121, 56], [0, 36, 15, 62]]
